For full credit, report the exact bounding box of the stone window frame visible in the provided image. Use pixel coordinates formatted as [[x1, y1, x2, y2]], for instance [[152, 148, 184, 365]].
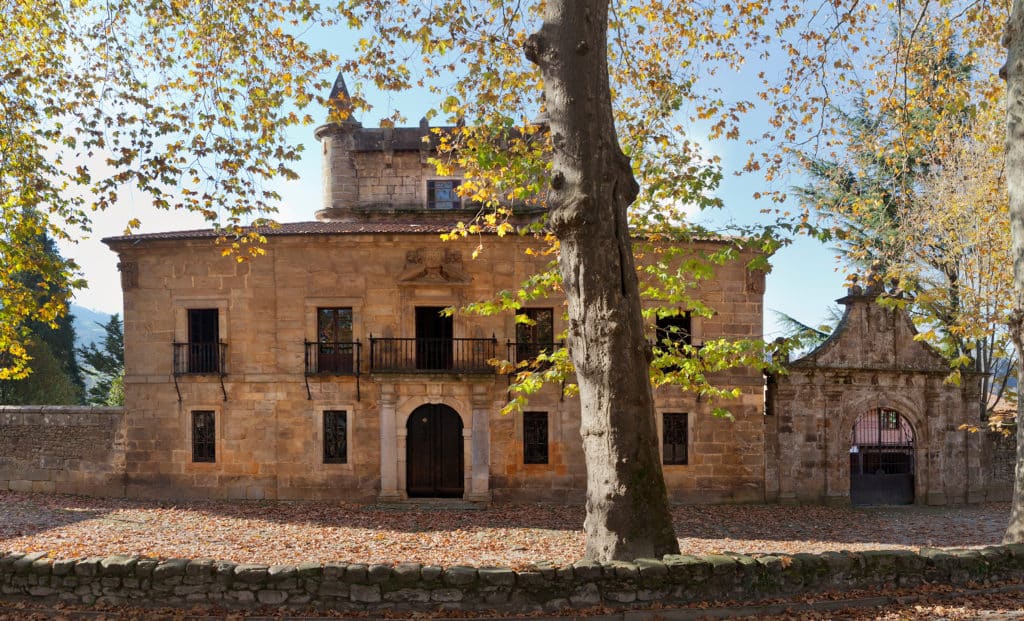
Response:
[[656, 410, 691, 467], [314, 404, 357, 471], [183, 404, 222, 470]]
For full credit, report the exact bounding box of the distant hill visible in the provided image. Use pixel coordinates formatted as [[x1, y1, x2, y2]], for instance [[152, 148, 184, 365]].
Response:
[[71, 304, 113, 351], [71, 305, 114, 399]]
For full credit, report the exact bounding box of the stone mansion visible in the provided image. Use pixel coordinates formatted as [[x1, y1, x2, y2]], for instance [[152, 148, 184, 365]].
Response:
[[94, 76, 1010, 507]]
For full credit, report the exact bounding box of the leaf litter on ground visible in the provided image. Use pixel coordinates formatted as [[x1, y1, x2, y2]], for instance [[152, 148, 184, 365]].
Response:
[[0, 491, 1009, 570]]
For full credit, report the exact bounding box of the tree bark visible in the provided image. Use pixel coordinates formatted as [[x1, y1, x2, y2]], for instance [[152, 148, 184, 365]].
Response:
[[1002, 0, 1024, 544], [524, 1, 680, 561]]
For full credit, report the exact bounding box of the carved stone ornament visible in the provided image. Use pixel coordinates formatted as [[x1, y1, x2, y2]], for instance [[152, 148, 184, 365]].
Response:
[[398, 248, 470, 284], [118, 261, 139, 289]]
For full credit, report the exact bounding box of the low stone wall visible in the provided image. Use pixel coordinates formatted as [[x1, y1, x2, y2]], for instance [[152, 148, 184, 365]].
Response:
[[3, 546, 1024, 614], [977, 430, 1016, 502], [0, 406, 125, 497]]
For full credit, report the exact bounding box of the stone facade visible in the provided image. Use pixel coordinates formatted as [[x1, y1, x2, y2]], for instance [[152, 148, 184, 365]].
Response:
[[104, 225, 765, 504], [765, 285, 1006, 505], [0, 406, 125, 496]]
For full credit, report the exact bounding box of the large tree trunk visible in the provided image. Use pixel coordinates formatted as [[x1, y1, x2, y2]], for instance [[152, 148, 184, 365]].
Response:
[[1002, 0, 1024, 544], [524, 1, 680, 562]]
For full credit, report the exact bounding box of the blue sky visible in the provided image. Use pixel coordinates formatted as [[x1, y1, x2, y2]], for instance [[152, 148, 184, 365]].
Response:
[[58, 20, 849, 339]]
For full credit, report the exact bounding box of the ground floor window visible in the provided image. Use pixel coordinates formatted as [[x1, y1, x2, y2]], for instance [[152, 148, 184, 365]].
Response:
[[192, 410, 216, 463], [663, 412, 688, 465], [323, 410, 348, 464], [523, 411, 549, 464]]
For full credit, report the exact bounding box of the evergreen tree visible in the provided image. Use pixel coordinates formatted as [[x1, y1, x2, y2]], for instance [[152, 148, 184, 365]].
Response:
[[2, 229, 84, 404], [77, 314, 125, 405], [18, 234, 86, 400], [0, 338, 81, 405]]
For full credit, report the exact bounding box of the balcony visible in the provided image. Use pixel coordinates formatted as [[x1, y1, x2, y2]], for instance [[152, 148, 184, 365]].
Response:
[[369, 337, 497, 374], [173, 342, 227, 375], [305, 341, 361, 376]]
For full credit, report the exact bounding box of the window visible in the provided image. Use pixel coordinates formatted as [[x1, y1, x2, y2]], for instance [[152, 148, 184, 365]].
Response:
[[317, 307, 354, 373], [662, 412, 688, 465], [187, 308, 220, 373], [323, 410, 348, 464], [523, 411, 549, 464], [515, 308, 555, 363], [427, 179, 461, 210], [655, 311, 692, 349], [192, 410, 216, 463]]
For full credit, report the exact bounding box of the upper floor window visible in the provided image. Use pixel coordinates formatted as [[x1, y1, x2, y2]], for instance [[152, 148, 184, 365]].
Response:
[[315, 307, 355, 374], [515, 308, 555, 362], [186, 308, 220, 373], [427, 179, 461, 210], [662, 412, 688, 465], [655, 311, 692, 349]]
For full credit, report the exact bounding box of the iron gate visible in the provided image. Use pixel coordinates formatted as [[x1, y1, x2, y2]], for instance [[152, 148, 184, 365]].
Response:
[[850, 408, 915, 505]]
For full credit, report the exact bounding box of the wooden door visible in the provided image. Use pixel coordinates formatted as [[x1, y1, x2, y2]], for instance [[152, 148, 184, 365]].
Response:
[[406, 404, 464, 498]]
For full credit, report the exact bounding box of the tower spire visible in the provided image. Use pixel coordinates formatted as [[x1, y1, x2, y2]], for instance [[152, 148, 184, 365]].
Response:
[[327, 71, 360, 126]]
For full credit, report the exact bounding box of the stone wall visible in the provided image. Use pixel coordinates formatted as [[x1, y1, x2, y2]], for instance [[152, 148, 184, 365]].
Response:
[[974, 430, 1016, 502], [0, 406, 125, 497], [4, 546, 1024, 614]]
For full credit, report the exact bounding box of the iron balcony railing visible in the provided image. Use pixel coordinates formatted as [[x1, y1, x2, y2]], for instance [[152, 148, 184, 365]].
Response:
[[506, 341, 565, 368], [305, 341, 361, 376], [173, 342, 227, 375], [369, 336, 497, 374]]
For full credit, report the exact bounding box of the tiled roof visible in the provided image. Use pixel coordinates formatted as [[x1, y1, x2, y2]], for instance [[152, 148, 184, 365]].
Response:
[[101, 220, 468, 244]]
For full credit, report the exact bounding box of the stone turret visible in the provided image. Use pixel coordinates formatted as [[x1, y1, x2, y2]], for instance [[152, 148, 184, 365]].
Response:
[[314, 72, 362, 221]]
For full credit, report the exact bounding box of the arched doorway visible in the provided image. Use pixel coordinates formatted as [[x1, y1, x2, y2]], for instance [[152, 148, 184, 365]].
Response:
[[406, 404, 464, 498], [850, 408, 915, 505]]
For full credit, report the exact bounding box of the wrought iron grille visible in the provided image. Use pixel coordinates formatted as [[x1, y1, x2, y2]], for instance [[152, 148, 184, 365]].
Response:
[[305, 341, 360, 375], [369, 337, 497, 373], [191, 410, 216, 463], [323, 410, 348, 464], [663, 412, 688, 465], [173, 342, 226, 375], [850, 408, 915, 476], [523, 411, 549, 464]]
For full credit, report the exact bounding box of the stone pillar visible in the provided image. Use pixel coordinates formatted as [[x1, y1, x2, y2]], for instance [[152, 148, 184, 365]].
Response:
[[925, 389, 949, 505], [378, 384, 401, 501], [823, 390, 848, 506], [467, 384, 492, 503], [397, 428, 408, 496]]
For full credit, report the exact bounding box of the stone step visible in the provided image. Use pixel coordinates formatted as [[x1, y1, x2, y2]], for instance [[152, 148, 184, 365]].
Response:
[[365, 499, 486, 512]]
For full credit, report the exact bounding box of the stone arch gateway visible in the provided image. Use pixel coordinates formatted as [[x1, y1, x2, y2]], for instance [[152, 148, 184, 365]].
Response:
[[765, 284, 989, 506]]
